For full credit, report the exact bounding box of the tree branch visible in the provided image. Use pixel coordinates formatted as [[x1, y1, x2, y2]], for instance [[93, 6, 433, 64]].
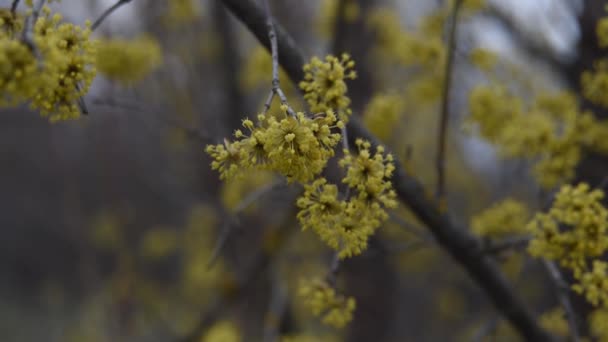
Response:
[[91, 0, 133, 32], [436, 0, 463, 204], [219, 0, 553, 340]]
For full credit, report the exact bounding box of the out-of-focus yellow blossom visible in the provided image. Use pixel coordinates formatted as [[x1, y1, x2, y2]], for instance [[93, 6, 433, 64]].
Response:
[[298, 278, 355, 328], [316, 0, 360, 38], [435, 287, 466, 321], [368, 9, 446, 69], [471, 199, 529, 238], [582, 59, 608, 108], [533, 141, 581, 189], [467, 85, 523, 142], [0, 8, 23, 35], [221, 170, 276, 211], [461, 0, 487, 12], [96, 35, 162, 85], [300, 54, 356, 121], [240, 45, 291, 92], [469, 48, 498, 72], [139, 227, 178, 259], [0, 37, 37, 105], [598, 17, 608, 48], [91, 211, 124, 251], [539, 307, 569, 338], [201, 320, 241, 342], [498, 111, 554, 158], [528, 183, 608, 279], [590, 309, 608, 342], [164, 0, 201, 27], [572, 260, 608, 307], [467, 88, 601, 188], [362, 93, 404, 140]]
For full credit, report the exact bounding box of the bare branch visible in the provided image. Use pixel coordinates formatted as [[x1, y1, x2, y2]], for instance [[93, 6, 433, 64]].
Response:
[[91, 0, 133, 32], [436, 0, 463, 204], [261, 0, 295, 117], [219, 0, 553, 339]]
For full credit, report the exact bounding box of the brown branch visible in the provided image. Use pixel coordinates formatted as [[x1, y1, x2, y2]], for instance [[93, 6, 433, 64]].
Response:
[[219, 0, 553, 340], [436, 0, 463, 204], [91, 0, 133, 32], [261, 0, 295, 117]]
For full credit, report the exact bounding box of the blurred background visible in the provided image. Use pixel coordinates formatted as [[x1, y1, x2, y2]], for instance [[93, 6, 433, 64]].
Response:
[[0, 0, 603, 341]]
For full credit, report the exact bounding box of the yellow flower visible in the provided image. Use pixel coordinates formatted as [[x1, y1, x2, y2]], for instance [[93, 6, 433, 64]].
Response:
[[528, 183, 608, 277], [298, 277, 356, 328], [539, 307, 569, 338], [300, 54, 356, 121], [201, 320, 241, 342], [581, 59, 608, 108], [471, 199, 529, 238], [598, 17, 608, 48], [572, 261, 608, 307], [96, 35, 162, 85]]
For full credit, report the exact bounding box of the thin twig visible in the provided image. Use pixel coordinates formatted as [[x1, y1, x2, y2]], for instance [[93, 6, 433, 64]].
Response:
[[325, 252, 341, 287], [91, 0, 133, 32], [21, 0, 45, 44], [10, 0, 20, 17], [207, 179, 285, 269], [435, 0, 463, 204], [473, 316, 499, 342], [341, 126, 350, 152], [543, 260, 580, 342], [261, 0, 295, 117]]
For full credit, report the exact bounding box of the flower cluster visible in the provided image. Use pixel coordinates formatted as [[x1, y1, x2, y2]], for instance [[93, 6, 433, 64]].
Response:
[[206, 108, 343, 183], [528, 183, 608, 309], [572, 260, 608, 307], [598, 15, 608, 49], [96, 35, 162, 85], [298, 277, 356, 328], [315, 0, 360, 38], [528, 184, 608, 273], [201, 320, 241, 342], [163, 0, 202, 27], [300, 54, 356, 120], [589, 308, 608, 341], [362, 93, 404, 140], [297, 140, 397, 259], [0, 3, 97, 122], [539, 307, 569, 338], [471, 199, 529, 238], [467, 87, 608, 188], [369, 8, 446, 70], [582, 59, 608, 108]]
